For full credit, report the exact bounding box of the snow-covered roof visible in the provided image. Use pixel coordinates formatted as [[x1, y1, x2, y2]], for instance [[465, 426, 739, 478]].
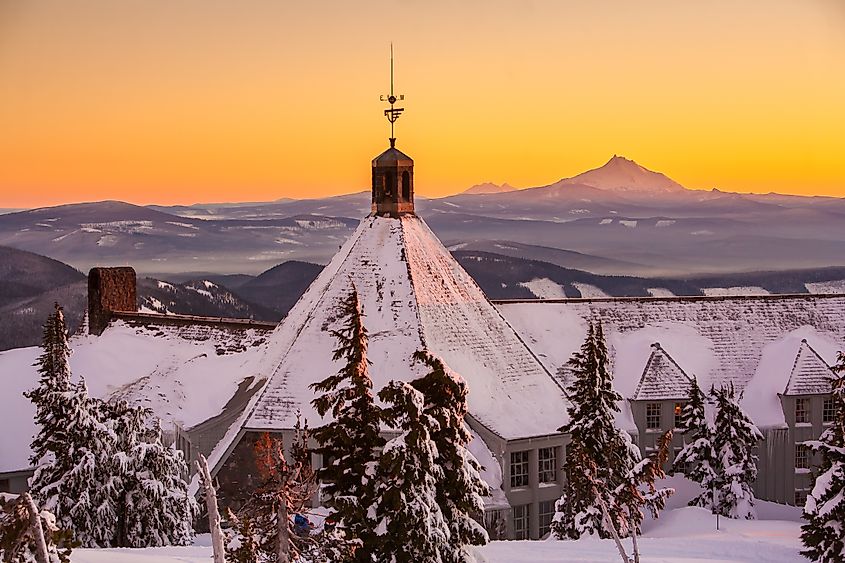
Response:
[[632, 343, 693, 401], [783, 339, 838, 396], [496, 295, 845, 428], [742, 327, 842, 427], [238, 215, 567, 442], [0, 320, 267, 473]]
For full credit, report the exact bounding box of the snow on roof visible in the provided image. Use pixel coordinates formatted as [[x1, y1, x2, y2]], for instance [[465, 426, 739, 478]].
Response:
[[784, 339, 838, 396], [496, 295, 845, 428], [240, 215, 567, 441], [632, 343, 693, 401], [467, 428, 509, 511], [0, 321, 266, 473], [742, 326, 842, 427]]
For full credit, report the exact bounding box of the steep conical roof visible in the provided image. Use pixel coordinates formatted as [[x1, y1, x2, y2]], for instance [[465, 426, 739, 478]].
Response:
[[632, 342, 693, 401], [236, 215, 567, 441], [784, 339, 837, 396]]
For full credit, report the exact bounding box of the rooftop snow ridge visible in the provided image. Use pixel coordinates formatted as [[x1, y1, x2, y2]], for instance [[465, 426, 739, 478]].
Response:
[[238, 215, 568, 440]]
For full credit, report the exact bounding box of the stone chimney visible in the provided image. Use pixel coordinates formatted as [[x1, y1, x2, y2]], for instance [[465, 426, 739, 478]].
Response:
[[88, 267, 137, 336]]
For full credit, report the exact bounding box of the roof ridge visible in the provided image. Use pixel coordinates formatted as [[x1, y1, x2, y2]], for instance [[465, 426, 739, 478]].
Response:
[[784, 338, 837, 396], [632, 341, 694, 401]]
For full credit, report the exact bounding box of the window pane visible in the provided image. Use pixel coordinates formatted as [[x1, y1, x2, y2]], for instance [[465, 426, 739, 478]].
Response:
[[823, 397, 835, 424], [538, 500, 555, 538], [674, 402, 684, 429], [513, 504, 530, 540], [538, 447, 556, 483], [510, 450, 529, 488], [646, 403, 661, 429], [795, 398, 809, 424], [795, 444, 810, 469]]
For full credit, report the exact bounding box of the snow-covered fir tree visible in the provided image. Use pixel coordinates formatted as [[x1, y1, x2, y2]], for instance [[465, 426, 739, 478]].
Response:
[[26, 305, 195, 548], [26, 307, 118, 547], [310, 288, 384, 561], [801, 355, 845, 562], [712, 383, 763, 519], [116, 412, 196, 547], [25, 304, 75, 467], [411, 351, 489, 563], [552, 322, 642, 540], [372, 381, 450, 563], [615, 430, 674, 534], [673, 377, 718, 508]]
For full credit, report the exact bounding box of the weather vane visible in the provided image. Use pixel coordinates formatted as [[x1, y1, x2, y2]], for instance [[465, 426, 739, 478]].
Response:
[[379, 43, 404, 148]]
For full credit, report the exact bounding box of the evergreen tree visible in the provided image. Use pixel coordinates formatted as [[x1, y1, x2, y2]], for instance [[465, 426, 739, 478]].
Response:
[[26, 306, 195, 548], [119, 416, 197, 547], [801, 354, 845, 562], [372, 381, 450, 563], [27, 368, 118, 548], [310, 288, 385, 560], [552, 322, 641, 539], [712, 383, 763, 519], [411, 351, 489, 563], [615, 430, 675, 535], [673, 377, 718, 508], [25, 304, 74, 466]]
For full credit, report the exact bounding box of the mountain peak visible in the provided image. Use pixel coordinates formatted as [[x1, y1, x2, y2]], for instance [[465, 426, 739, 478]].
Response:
[[558, 155, 686, 193], [462, 182, 518, 195]]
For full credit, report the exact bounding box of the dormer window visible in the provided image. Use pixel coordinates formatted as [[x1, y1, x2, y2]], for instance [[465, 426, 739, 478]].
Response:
[[795, 398, 810, 424], [823, 396, 835, 424]]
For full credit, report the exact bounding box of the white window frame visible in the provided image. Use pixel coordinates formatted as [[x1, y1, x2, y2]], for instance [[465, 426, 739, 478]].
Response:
[[795, 398, 810, 424], [538, 447, 556, 484], [510, 450, 529, 488], [646, 402, 661, 430], [823, 396, 835, 424], [513, 504, 530, 540], [795, 444, 811, 470], [538, 500, 555, 538], [673, 402, 685, 429]]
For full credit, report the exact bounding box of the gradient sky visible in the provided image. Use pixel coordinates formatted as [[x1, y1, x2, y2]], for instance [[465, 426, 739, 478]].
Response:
[[1, 0, 844, 207]]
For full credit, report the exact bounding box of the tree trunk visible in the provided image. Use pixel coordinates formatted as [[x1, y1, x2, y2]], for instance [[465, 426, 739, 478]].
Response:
[[629, 513, 640, 563], [277, 496, 290, 563], [197, 455, 225, 563], [22, 493, 49, 563], [595, 488, 630, 563]]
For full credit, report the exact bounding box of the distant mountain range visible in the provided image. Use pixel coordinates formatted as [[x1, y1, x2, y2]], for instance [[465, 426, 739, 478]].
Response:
[[3, 241, 845, 352], [2, 156, 844, 277]]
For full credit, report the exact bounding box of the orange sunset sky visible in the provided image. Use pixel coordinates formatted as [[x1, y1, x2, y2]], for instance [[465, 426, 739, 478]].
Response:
[[1, 0, 844, 208]]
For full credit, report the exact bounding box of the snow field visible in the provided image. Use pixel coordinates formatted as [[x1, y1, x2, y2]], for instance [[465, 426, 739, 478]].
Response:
[[71, 509, 805, 563]]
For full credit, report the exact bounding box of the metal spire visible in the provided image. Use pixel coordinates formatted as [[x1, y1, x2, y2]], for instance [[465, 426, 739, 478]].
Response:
[[380, 43, 404, 148]]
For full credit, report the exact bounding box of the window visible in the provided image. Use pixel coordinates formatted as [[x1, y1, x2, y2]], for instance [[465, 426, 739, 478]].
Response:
[[674, 402, 685, 429], [0, 479, 9, 493], [795, 398, 810, 424], [823, 396, 836, 424], [401, 171, 411, 200], [794, 490, 809, 508], [646, 403, 661, 430], [538, 500, 555, 538], [538, 447, 557, 484], [795, 444, 811, 470], [510, 451, 529, 488], [513, 504, 530, 540]]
